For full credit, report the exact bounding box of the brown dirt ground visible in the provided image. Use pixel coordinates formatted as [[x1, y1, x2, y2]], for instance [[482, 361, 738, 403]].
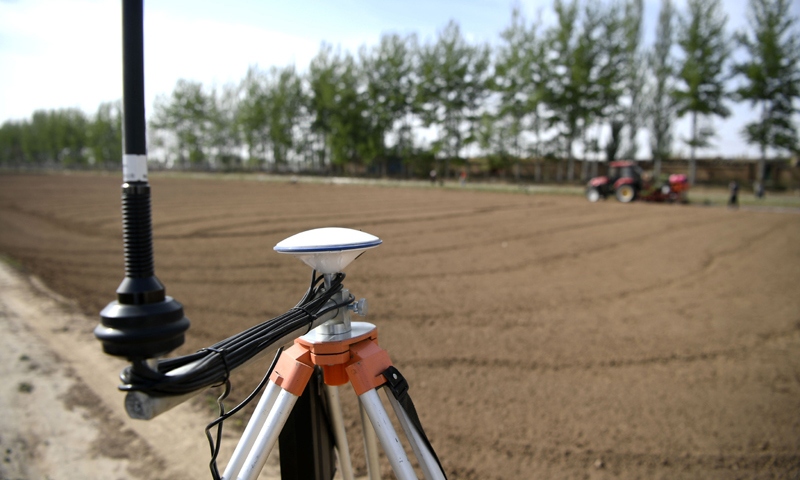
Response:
[[1, 172, 799, 480]]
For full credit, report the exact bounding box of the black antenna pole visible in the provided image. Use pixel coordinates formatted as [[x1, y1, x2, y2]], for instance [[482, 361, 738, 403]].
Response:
[[95, 0, 190, 360]]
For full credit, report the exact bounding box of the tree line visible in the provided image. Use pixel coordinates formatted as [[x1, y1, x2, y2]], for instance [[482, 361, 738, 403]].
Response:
[[1, 0, 798, 185]]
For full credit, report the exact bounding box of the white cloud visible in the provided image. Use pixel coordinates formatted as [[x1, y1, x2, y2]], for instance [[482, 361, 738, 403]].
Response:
[[143, 11, 320, 108], [0, 0, 121, 118]]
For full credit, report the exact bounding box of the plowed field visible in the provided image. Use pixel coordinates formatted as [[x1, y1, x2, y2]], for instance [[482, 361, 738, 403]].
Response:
[[1, 173, 798, 479]]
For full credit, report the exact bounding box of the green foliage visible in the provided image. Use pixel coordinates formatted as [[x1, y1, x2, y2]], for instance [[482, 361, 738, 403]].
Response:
[[150, 79, 216, 168], [673, 0, 730, 170], [88, 101, 123, 166], [265, 66, 304, 168], [672, 0, 731, 184], [5, 1, 797, 182], [543, 0, 629, 175], [732, 0, 800, 167], [0, 108, 91, 166], [621, 0, 645, 159], [648, 0, 677, 170], [492, 7, 549, 179], [360, 33, 418, 173], [416, 20, 491, 177]]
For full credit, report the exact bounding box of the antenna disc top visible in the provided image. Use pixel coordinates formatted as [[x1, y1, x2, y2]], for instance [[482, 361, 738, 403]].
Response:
[[274, 228, 382, 273]]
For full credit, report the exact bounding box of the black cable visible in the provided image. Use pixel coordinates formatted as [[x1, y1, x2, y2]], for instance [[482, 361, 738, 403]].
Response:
[[119, 271, 349, 396], [205, 346, 284, 480]]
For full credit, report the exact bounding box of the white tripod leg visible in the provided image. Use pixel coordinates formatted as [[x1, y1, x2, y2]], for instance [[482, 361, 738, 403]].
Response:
[[385, 390, 446, 480], [359, 398, 381, 480], [236, 388, 299, 480], [222, 381, 281, 480], [359, 389, 418, 480], [323, 384, 355, 480]]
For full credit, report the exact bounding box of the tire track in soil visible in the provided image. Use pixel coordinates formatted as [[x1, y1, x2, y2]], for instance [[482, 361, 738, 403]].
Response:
[[159, 202, 536, 240], [442, 432, 800, 480], [0, 201, 119, 240], [571, 217, 788, 306], [371, 212, 729, 282], [402, 323, 800, 373]]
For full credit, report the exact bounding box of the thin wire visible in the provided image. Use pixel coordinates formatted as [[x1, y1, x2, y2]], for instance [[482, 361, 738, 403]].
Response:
[[205, 346, 284, 480]]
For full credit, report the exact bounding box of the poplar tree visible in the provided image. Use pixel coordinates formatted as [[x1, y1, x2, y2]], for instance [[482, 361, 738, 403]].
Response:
[[417, 20, 491, 179], [307, 44, 338, 169], [265, 66, 304, 169], [648, 0, 677, 178], [621, 0, 645, 160], [494, 7, 537, 181], [360, 33, 418, 175], [673, 0, 730, 185], [543, 0, 580, 181], [733, 0, 800, 184], [150, 80, 215, 168], [88, 101, 123, 167]]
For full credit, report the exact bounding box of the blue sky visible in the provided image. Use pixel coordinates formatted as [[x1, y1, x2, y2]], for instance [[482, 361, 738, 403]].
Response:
[[1, 0, 797, 159]]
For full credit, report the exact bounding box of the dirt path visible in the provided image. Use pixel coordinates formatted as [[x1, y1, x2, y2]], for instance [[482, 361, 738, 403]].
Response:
[[0, 260, 284, 480]]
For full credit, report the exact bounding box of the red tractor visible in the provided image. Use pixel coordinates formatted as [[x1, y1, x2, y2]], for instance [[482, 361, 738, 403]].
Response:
[[586, 161, 689, 203]]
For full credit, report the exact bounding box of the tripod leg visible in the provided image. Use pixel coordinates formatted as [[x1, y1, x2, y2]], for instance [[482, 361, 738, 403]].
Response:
[[236, 388, 300, 480], [359, 389, 419, 480], [236, 343, 315, 480], [359, 398, 381, 480], [222, 381, 281, 480], [385, 390, 445, 480], [323, 384, 355, 480]]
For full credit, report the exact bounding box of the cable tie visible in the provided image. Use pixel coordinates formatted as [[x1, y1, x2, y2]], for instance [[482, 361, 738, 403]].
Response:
[[290, 306, 318, 333], [202, 347, 231, 385]]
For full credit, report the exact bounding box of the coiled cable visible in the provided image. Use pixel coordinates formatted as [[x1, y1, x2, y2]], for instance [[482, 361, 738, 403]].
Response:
[[119, 271, 351, 396]]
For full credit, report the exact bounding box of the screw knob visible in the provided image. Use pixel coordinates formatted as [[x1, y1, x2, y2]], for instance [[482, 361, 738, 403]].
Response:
[[348, 298, 368, 317]]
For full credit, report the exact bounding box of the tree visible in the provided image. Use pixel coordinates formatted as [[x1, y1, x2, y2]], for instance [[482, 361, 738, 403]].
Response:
[[494, 6, 530, 180], [593, 2, 629, 167], [648, 0, 677, 178], [673, 0, 731, 185], [574, 2, 611, 180], [150, 79, 216, 168], [621, 0, 645, 160], [237, 66, 271, 169], [307, 44, 338, 170], [265, 65, 304, 169], [360, 33, 418, 175], [417, 20, 491, 179], [544, 0, 614, 181], [542, 0, 581, 181], [732, 0, 800, 184], [308, 44, 379, 170], [326, 51, 379, 168], [209, 82, 242, 169], [88, 101, 122, 167], [494, 6, 547, 181], [0, 120, 26, 164]]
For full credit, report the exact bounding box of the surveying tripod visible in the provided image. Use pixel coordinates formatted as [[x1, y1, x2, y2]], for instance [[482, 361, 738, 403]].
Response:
[[220, 229, 446, 480]]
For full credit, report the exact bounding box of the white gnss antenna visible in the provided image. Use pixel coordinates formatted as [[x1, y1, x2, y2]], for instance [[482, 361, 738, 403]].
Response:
[[273, 227, 382, 274]]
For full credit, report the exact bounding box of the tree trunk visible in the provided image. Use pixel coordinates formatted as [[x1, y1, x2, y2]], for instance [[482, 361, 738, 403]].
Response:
[[689, 111, 697, 186], [758, 100, 768, 186], [654, 153, 662, 179], [567, 158, 575, 182], [580, 126, 589, 182]]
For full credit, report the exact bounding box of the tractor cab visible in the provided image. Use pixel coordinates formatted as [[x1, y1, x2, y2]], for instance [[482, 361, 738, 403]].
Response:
[[607, 161, 643, 186]]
